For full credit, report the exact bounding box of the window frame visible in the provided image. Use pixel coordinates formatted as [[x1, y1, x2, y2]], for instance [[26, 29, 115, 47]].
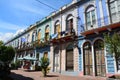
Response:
[[85, 5, 97, 30]]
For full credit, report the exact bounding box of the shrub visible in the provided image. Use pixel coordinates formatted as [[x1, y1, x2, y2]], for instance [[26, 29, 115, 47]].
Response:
[[40, 56, 50, 77]]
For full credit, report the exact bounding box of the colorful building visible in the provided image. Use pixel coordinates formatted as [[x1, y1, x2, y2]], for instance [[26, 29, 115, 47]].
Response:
[[4, 0, 120, 77], [50, 1, 79, 76], [77, 0, 120, 77], [35, 16, 52, 66]]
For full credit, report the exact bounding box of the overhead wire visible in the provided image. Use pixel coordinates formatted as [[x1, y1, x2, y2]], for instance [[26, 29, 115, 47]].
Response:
[[35, 0, 57, 11]]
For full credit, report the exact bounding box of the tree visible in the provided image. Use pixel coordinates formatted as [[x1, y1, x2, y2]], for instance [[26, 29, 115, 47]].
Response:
[[104, 33, 120, 71], [40, 56, 49, 77], [0, 41, 15, 78], [0, 40, 3, 46], [0, 46, 15, 63]]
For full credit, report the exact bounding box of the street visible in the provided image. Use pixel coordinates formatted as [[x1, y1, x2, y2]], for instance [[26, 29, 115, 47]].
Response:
[[10, 70, 107, 80]]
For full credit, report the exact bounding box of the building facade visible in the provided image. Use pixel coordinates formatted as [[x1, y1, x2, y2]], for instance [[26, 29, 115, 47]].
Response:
[[77, 0, 120, 77], [5, 0, 120, 77], [50, 1, 79, 76], [35, 16, 52, 66]]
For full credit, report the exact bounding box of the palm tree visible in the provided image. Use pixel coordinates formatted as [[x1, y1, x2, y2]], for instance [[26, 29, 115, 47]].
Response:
[[40, 56, 49, 77]]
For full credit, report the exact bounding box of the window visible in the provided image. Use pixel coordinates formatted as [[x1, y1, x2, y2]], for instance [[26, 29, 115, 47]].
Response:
[[109, 0, 120, 23], [18, 39, 19, 47], [85, 5, 96, 30], [45, 25, 49, 41], [37, 29, 41, 43], [32, 33, 35, 42], [27, 34, 30, 42], [55, 20, 61, 38], [44, 52, 48, 58], [66, 14, 73, 34], [36, 53, 39, 60], [32, 31, 36, 42]]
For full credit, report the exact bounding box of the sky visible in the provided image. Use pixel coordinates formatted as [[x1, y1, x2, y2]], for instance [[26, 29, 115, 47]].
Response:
[[0, 0, 72, 42]]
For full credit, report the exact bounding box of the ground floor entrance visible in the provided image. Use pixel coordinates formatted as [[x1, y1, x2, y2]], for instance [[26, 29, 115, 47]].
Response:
[[83, 39, 106, 76]]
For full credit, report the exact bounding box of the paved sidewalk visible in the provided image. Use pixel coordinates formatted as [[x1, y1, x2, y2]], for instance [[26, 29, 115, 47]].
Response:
[[10, 70, 107, 80]]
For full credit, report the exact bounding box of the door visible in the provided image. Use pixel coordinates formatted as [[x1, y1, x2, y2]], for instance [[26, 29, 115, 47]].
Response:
[[53, 47, 59, 72], [66, 44, 74, 71], [83, 42, 93, 75], [94, 40, 106, 76], [54, 53, 59, 72], [66, 49, 73, 71]]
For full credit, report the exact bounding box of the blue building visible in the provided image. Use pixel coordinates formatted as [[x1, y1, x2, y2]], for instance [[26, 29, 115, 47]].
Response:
[[34, 16, 52, 65], [77, 0, 120, 77]]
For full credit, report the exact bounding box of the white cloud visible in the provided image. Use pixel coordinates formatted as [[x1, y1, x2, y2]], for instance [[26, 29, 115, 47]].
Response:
[[14, 29, 25, 36], [0, 29, 25, 43], [0, 32, 14, 42]]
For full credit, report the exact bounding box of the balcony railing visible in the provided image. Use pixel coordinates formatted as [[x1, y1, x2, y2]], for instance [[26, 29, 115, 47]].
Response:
[[51, 28, 76, 40], [80, 12, 120, 32], [32, 37, 50, 48], [16, 42, 34, 51]]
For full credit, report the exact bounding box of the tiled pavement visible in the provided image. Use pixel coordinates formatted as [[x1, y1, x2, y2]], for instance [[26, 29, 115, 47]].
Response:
[[10, 70, 108, 80]]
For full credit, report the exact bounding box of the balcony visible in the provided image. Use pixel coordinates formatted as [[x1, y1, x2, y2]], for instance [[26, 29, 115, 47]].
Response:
[[51, 28, 77, 44], [80, 13, 120, 36], [32, 37, 50, 48], [16, 42, 34, 52]]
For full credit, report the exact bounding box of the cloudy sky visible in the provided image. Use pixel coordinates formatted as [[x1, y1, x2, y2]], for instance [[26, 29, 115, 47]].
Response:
[[0, 0, 72, 42]]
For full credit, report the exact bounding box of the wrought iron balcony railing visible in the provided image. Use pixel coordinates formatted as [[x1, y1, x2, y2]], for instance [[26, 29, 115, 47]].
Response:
[[51, 28, 76, 40], [32, 37, 50, 48]]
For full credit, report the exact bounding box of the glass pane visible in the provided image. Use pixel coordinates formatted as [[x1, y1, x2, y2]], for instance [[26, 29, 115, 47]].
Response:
[[91, 10, 96, 25], [86, 12, 91, 28], [110, 2, 116, 14], [66, 21, 69, 31], [117, 1, 120, 14]]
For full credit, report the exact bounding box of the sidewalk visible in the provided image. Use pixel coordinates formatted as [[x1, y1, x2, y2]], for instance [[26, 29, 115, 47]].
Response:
[[10, 70, 107, 80]]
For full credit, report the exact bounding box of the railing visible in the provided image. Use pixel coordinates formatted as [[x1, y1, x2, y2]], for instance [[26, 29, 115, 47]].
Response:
[[51, 28, 76, 40], [16, 42, 34, 51], [80, 12, 120, 32], [32, 37, 50, 48]]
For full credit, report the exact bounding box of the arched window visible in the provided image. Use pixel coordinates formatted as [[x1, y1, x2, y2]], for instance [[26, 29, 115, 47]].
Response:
[[27, 34, 30, 42], [18, 39, 19, 47], [108, 0, 120, 23], [94, 39, 106, 76], [32, 32, 36, 42], [85, 5, 96, 30], [66, 14, 73, 33], [37, 29, 41, 39], [37, 29, 41, 44], [83, 42, 93, 75], [66, 44, 74, 71], [54, 20, 61, 38], [45, 25, 49, 41]]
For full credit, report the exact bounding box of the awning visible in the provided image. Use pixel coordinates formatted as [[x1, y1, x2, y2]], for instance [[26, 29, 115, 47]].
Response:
[[23, 56, 37, 60], [18, 57, 23, 60]]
